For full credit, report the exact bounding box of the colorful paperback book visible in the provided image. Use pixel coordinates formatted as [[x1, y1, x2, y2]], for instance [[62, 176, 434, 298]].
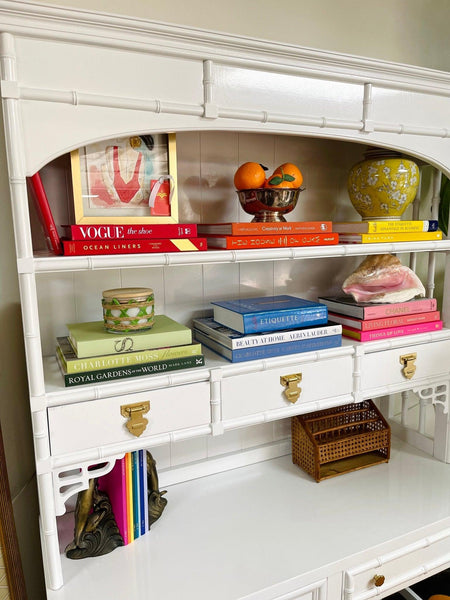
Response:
[[67, 314, 192, 358], [125, 452, 134, 544], [63, 223, 198, 240], [131, 451, 140, 540], [56, 349, 205, 387], [97, 456, 129, 545], [195, 329, 341, 362], [139, 450, 148, 535], [192, 316, 341, 349], [342, 320, 443, 342], [333, 220, 439, 234], [318, 296, 437, 320], [62, 237, 207, 255], [206, 233, 338, 249], [328, 310, 440, 331], [211, 295, 328, 334], [56, 336, 202, 373], [338, 231, 442, 243], [197, 221, 332, 235]]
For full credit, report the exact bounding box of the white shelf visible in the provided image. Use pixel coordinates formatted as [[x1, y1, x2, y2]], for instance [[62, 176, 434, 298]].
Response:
[[48, 437, 450, 600], [27, 240, 450, 273]]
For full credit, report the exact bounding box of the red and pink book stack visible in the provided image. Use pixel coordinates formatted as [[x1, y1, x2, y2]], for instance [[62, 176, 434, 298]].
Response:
[[318, 295, 442, 342]]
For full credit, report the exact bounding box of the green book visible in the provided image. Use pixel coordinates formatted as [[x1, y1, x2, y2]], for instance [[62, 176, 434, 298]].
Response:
[[57, 336, 202, 373], [67, 314, 192, 358], [56, 348, 205, 387]]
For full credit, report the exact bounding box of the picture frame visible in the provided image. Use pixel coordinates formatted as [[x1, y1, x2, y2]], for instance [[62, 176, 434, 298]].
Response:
[[71, 133, 178, 224]]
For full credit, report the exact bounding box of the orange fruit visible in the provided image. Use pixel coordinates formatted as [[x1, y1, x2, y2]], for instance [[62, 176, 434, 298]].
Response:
[[234, 162, 267, 190], [265, 162, 303, 188]]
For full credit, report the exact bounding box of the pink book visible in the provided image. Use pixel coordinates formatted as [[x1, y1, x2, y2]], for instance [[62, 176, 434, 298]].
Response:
[[329, 310, 440, 331], [97, 456, 129, 545], [343, 320, 443, 342], [319, 296, 438, 320]]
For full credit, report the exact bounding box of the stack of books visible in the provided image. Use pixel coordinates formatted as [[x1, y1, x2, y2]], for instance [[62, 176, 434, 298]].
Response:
[[318, 295, 442, 342], [97, 450, 148, 546], [61, 223, 207, 255], [193, 295, 342, 362], [56, 314, 205, 386], [333, 219, 442, 244], [197, 221, 338, 250]]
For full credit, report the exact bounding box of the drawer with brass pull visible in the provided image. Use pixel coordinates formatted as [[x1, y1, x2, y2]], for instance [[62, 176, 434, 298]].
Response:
[[360, 339, 450, 393], [221, 354, 353, 421], [343, 527, 450, 600], [48, 382, 210, 456]]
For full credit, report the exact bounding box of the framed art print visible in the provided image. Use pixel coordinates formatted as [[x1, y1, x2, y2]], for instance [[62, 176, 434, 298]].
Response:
[[71, 133, 178, 224]]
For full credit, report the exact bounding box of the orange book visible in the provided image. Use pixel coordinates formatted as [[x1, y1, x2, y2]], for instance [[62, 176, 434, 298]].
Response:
[[198, 221, 332, 235], [206, 233, 338, 249], [125, 452, 134, 543]]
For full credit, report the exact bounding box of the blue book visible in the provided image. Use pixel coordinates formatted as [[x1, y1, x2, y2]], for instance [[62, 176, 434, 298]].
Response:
[[131, 451, 140, 540], [211, 295, 328, 334], [138, 449, 147, 535], [194, 329, 341, 362]]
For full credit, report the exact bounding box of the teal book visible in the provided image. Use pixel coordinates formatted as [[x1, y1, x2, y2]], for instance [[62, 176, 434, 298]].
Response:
[[211, 295, 328, 334], [67, 314, 192, 358], [56, 350, 205, 387]]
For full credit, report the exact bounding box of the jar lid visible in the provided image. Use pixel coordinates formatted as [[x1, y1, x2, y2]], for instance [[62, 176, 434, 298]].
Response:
[[102, 287, 153, 301]]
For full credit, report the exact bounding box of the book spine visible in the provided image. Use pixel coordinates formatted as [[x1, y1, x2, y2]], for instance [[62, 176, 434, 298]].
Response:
[[66, 223, 198, 240], [29, 173, 63, 255], [131, 452, 140, 540], [207, 233, 338, 249], [343, 320, 443, 341], [339, 231, 442, 243], [138, 450, 146, 535], [334, 220, 439, 233], [62, 238, 207, 255], [125, 453, 134, 543], [143, 451, 149, 533], [63, 355, 205, 387], [362, 298, 438, 319], [194, 322, 342, 349], [241, 308, 328, 334], [60, 342, 202, 373], [202, 221, 332, 235], [197, 330, 341, 362], [328, 310, 440, 330]]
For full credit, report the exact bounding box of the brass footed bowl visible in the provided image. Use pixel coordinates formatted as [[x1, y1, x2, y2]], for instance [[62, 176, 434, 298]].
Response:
[[237, 188, 302, 222]]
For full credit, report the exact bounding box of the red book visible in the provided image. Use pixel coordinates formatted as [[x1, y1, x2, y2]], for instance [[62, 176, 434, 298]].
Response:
[[63, 223, 197, 240], [198, 221, 332, 235], [206, 233, 338, 249], [329, 310, 440, 331], [342, 320, 443, 342], [62, 238, 207, 255], [28, 173, 63, 255], [97, 456, 129, 545]]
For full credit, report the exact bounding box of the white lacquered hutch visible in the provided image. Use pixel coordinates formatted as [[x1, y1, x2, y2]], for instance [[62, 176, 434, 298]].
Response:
[[1, 2, 450, 599]]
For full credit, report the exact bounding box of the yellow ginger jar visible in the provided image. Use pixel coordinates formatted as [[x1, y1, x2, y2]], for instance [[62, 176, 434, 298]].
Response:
[[347, 149, 419, 221]]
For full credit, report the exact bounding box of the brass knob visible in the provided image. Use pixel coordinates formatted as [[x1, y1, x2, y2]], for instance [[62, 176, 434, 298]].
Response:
[[373, 574, 385, 587]]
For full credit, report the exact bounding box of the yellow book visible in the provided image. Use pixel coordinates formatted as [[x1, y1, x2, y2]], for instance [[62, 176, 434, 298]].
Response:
[[338, 231, 442, 243], [56, 336, 202, 373], [333, 220, 439, 233], [125, 452, 134, 543]]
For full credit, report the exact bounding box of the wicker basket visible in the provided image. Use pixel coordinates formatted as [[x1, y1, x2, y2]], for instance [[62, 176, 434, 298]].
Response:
[[291, 400, 390, 482]]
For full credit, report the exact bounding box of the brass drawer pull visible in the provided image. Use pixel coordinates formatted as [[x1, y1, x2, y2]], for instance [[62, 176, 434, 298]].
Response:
[[280, 373, 302, 403], [399, 352, 417, 379], [372, 574, 385, 587], [120, 401, 150, 437]]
